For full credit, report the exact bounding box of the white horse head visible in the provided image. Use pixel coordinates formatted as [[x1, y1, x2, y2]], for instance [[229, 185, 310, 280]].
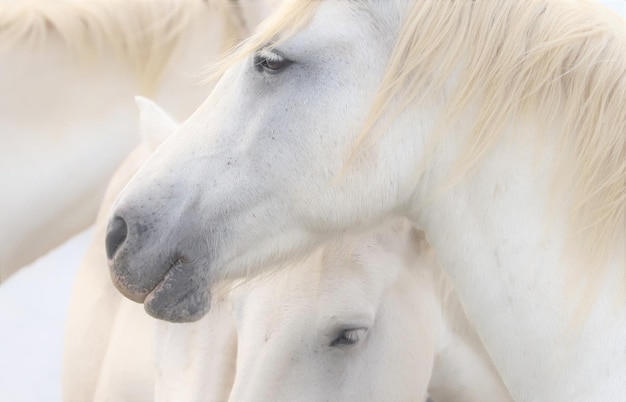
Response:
[[155, 221, 511, 402], [228, 222, 438, 401], [108, 1, 625, 399], [227, 222, 512, 402]]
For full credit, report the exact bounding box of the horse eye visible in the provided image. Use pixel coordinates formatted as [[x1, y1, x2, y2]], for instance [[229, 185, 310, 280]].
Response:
[[253, 50, 290, 74], [330, 328, 367, 348]]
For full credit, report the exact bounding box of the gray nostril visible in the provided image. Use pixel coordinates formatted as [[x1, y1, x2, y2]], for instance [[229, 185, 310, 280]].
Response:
[[106, 216, 128, 260]]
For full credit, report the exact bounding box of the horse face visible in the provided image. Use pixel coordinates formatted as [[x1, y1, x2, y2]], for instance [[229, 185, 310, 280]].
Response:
[[228, 226, 438, 401], [106, 1, 417, 321]]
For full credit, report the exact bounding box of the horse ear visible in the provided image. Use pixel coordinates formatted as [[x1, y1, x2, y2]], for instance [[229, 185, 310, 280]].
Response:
[[134, 96, 180, 151]]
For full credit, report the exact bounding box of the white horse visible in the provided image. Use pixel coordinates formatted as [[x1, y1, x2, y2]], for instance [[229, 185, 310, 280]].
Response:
[[79, 99, 510, 401], [155, 222, 512, 402], [0, 0, 270, 280], [106, 1, 625, 401], [81, 98, 511, 402]]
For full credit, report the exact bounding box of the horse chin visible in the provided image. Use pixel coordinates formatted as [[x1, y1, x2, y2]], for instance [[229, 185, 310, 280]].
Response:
[[109, 255, 211, 323], [138, 267, 211, 322], [142, 261, 211, 323]]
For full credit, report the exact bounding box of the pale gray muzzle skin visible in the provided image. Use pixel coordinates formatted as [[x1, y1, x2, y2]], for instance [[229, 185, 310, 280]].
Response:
[[105, 173, 213, 323]]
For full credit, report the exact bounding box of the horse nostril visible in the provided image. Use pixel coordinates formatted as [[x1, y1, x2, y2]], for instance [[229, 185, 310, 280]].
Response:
[[106, 216, 128, 260]]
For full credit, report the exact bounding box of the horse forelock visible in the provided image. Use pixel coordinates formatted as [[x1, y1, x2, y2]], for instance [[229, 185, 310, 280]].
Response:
[[207, 0, 317, 81], [0, 0, 247, 95]]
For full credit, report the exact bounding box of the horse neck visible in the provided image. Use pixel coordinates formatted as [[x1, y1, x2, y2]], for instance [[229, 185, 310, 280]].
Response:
[[412, 120, 626, 401], [419, 259, 511, 402]]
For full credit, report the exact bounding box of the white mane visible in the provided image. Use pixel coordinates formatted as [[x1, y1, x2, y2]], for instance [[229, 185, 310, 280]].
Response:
[[0, 0, 248, 94]]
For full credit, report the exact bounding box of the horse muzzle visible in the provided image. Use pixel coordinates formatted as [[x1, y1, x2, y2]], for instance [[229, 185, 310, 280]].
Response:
[[105, 213, 210, 322]]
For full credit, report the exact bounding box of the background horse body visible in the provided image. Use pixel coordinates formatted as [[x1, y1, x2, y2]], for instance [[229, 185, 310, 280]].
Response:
[[0, 0, 264, 279], [107, 1, 626, 401]]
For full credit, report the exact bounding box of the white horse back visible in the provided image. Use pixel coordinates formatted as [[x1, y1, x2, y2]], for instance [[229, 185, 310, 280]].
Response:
[[0, 0, 235, 279]]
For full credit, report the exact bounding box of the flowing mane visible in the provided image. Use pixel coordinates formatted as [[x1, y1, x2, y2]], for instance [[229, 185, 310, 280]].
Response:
[[224, 0, 625, 289], [0, 0, 248, 94]]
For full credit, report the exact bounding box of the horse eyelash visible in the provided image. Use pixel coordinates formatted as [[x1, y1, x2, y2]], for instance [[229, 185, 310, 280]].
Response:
[[330, 328, 367, 347], [342, 330, 361, 343], [257, 48, 284, 64]]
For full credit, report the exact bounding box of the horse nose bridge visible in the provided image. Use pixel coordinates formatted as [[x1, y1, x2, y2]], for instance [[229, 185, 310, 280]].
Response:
[[108, 168, 196, 247], [109, 193, 174, 245]]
